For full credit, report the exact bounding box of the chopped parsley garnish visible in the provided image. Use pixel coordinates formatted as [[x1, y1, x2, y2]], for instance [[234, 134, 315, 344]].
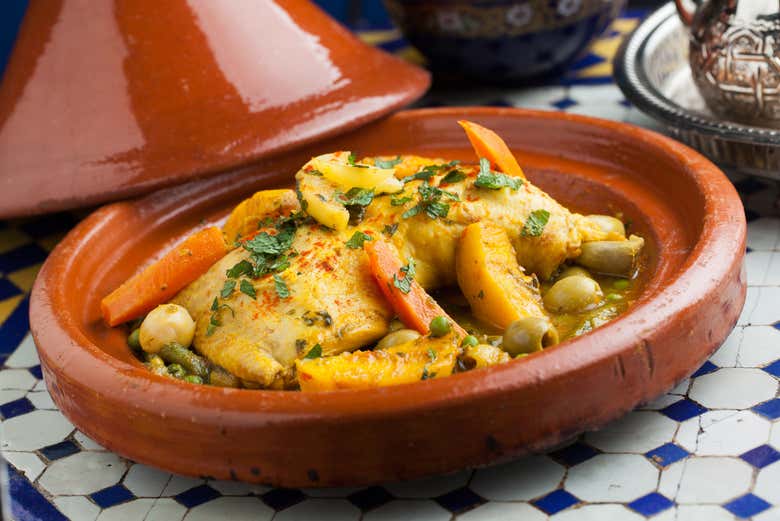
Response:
[[374, 156, 402, 169], [521, 209, 551, 237], [391, 195, 412, 206], [206, 298, 234, 336], [273, 274, 290, 298], [441, 169, 467, 184], [392, 257, 416, 294], [402, 181, 459, 220], [220, 279, 236, 298], [307, 169, 323, 176], [475, 158, 522, 190], [345, 231, 372, 249], [401, 160, 460, 183], [336, 187, 374, 207], [226, 259, 253, 279], [239, 279, 256, 299], [347, 152, 368, 168], [303, 344, 323, 359], [427, 348, 437, 361], [383, 223, 399, 237], [421, 366, 436, 380]]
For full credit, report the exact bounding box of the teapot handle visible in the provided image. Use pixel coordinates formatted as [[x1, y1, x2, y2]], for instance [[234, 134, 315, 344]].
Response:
[[674, 0, 699, 26]]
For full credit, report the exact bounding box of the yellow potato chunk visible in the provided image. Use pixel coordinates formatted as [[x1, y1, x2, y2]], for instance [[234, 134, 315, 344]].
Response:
[[455, 222, 547, 329], [222, 189, 300, 242], [296, 334, 460, 392]]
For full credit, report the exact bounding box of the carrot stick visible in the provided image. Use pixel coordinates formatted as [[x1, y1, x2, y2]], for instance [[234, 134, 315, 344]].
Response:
[[365, 240, 467, 338], [101, 227, 228, 327], [458, 120, 526, 180]]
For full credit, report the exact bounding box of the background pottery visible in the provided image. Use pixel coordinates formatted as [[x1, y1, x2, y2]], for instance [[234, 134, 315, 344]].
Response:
[[384, 0, 625, 83], [30, 107, 746, 487], [0, 0, 429, 218]]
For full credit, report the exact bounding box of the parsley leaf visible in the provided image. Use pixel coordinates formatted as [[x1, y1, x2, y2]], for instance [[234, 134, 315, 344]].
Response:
[[401, 160, 460, 183], [392, 257, 416, 294], [521, 209, 551, 237], [427, 348, 437, 361], [239, 279, 256, 299], [383, 223, 399, 237], [441, 169, 466, 184], [391, 195, 412, 206], [475, 158, 522, 190], [374, 156, 402, 169], [337, 187, 374, 207], [307, 169, 323, 176], [304, 344, 323, 359], [226, 259, 253, 279], [402, 181, 458, 220], [401, 205, 421, 219], [273, 274, 290, 298], [244, 232, 286, 256], [347, 152, 368, 168], [220, 279, 236, 298], [424, 201, 450, 219], [345, 231, 372, 249]]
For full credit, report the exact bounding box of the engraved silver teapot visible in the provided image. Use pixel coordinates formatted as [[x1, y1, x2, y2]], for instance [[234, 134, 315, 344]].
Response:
[[676, 0, 780, 127]]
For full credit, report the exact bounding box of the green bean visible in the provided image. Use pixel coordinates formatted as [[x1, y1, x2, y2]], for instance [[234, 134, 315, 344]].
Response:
[[576, 235, 644, 278], [209, 366, 241, 388], [183, 375, 203, 384], [502, 317, 559, 356], [376, 329, 421, 350], [159, 343, 209, 379], [167, 363, 186, 379], [127, 329, 141, 350]]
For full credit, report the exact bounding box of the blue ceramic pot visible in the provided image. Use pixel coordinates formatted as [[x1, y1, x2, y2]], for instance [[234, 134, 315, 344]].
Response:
[[384, 0, 625, 83]]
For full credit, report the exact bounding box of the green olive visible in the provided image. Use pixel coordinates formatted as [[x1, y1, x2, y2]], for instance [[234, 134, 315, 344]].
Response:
[[376, 328, 421, 349], [586, 215, 626, 238], [576, 235, 644, 278], [543, 275, 603, 313], [557, 266, 592, 280], [502, 317, 559, 356], [388, 318, 405, 332], [429, 316, 451, 337]]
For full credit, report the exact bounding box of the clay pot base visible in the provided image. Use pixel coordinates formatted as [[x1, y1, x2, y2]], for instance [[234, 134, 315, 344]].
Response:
[[30, 108, 746, 487]]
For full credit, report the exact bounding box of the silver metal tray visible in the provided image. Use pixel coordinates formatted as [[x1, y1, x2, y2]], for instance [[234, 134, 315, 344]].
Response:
[[614, 3, 780, 180]]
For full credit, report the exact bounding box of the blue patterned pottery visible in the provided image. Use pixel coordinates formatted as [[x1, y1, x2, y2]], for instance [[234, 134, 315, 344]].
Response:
[[384, 0, 625, 83]]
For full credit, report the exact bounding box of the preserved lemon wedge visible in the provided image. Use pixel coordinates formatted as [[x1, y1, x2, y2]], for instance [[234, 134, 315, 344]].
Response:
[[311, 152, 403, 194], [297, 171, 349, 231]]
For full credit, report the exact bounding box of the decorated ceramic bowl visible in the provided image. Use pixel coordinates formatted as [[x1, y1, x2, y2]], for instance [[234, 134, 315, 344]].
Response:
[[30, 107, 745, 487], [384, 0, 625, 83]]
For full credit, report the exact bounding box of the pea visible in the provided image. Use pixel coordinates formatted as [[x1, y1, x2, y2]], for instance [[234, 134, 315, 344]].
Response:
[[127, 329, 141, 350], [429, 316, 451, 337], [461, 335, 479, 347], [613, 279, 630, 290], [183, 375, 203, 384], [167, 363, 185, 379], [605, 293, 623, 302]]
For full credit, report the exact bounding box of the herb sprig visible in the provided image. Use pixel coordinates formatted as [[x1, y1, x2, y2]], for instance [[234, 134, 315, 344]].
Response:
[[393, 257, 416, 294], [475, 158, 523, 190], [521, 209, 551, 237]]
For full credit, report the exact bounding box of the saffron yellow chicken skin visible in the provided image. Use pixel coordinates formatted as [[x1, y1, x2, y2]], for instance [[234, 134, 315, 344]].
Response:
[[171, 155, 635, 388]]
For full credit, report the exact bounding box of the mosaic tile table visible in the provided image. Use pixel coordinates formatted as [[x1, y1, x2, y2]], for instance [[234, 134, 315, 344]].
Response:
[[4, 13, 780, 521]]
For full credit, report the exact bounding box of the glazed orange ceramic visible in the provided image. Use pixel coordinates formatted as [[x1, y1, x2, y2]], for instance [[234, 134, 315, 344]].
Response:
[[0, 0, 429, 218], [30, 108, 746, 487]]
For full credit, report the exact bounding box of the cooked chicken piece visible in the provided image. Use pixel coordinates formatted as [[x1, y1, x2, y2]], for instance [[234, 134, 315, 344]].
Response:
[[173, 156, 613, 387]]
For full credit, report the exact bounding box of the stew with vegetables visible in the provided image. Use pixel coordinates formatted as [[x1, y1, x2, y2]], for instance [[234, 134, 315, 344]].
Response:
[[101, 121, 647, 391]]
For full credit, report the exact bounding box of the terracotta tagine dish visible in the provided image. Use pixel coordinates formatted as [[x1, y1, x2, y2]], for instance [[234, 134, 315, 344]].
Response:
[[29, 107, 746, 487], [0, 0, 429, 218]]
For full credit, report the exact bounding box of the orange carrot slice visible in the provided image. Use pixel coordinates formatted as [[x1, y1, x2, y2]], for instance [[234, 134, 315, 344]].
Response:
[[101, 227, 228, 327], [458, 120, 526, 179], [365, 240, 467, 338]]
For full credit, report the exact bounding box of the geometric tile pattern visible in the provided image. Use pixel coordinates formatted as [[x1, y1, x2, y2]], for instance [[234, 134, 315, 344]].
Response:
[[4, 12, 780, 521]]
